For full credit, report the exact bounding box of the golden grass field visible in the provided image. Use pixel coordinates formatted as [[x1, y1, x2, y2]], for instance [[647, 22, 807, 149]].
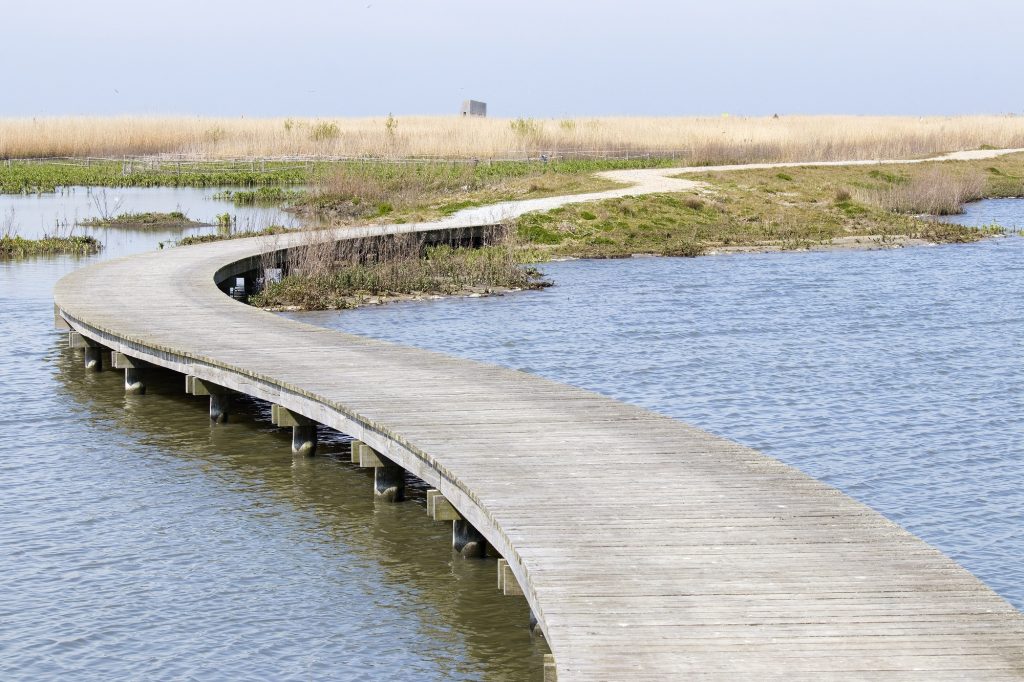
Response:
[[3, 115, 1024, 162]]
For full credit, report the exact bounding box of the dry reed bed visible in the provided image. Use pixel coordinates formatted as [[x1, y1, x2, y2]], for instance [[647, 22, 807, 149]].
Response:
[[5, 116, 1024, 163], [854, 168, 987, 215], [251, 227, 546, 310]]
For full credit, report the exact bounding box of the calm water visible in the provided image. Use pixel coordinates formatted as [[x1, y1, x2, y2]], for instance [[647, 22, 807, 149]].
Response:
[[288, 200, 1024, 612], [0, 185, 301, 249], [3, 192, 1021, 680], [0, 188, 543, 681]]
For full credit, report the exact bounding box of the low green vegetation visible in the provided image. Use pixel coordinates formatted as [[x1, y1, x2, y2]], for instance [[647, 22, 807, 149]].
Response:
[[211, 187, 304, 205], [294, 158, 675, 223], [80, 211, 204, 228], [252, 243, 549, 310], [177, 225, 295, 246], [512, 155, 1024, 258], [0, 160, 310, 194], [245, 153, 1023, 310], [0, 234, 100, 258]]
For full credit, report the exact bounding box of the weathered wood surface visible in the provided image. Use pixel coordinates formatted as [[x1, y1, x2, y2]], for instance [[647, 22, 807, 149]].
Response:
[[54, 155, 1024, 680]]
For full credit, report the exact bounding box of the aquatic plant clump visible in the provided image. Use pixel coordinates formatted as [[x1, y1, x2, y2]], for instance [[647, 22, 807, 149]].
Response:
[[79, 211, 204, 228], [0, 235, 101, 258], [0, 160, 309, 194]]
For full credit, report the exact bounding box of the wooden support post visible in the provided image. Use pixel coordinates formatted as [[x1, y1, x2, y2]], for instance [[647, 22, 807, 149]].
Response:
[[209, 392, 231, 424], [427, 489, 482, 555], [54, 304, 70, 331], [67, 331, 88, 349], [453, 519, 486, 558], [271, 404, 318, 455], [355, 442, 405, 502], [430, 495, 462, 522], [426, 489, 441, 515], [83, 345, 103, 371], [124, 367, 145, 394], [497, 558, 524, 596], [113, 352, 145, 394], [357, 444, 383, 468], [186, 375, 231, 423], [291, 423, 317, 456], [543, 654, 557, 682], [374, 455, 405, 502], [69, 331, 105, 371]]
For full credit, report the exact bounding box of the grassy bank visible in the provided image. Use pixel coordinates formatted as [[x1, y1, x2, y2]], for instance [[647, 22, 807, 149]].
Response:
[[177, 225, 295, 246], [0, 234, 101, 258], [252, 240, 548, 310], [297, 158, 647, 223], [514, 155, 1024, 258], [4, 115, 1024, 161], [80, 211, 205, 229], [0, 159, 309, 194]]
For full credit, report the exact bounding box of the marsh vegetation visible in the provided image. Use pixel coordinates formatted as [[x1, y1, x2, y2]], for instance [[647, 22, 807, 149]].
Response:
[[80, 211, 205, 229], [513, 156, 1023, 259], [252, 227, 547, 310], [4, 115, 1024, 162], [0, 233, 100, 258], [0, 159, 308, 194], [241, 154, 1024, 309], [297, 159, 627, 223]]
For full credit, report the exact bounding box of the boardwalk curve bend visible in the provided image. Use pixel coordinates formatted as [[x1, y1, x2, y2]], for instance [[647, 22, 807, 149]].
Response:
[[55, 151, 1024, 680]]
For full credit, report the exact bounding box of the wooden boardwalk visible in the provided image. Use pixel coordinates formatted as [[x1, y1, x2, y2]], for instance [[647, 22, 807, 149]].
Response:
[[55, 154, 1024, 680]]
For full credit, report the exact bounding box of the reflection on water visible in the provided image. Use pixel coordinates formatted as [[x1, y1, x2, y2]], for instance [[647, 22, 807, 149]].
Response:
[[0, 225, 543, 679], [0, 186, 303, 253], [289, 216, 1024, 612]]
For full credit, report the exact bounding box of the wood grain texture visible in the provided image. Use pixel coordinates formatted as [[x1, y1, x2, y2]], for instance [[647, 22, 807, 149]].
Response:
[[54, 160, 1024, 680]]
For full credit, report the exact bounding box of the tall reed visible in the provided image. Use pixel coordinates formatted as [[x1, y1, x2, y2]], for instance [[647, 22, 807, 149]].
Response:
[[253, 225, 545, 309], [856, 168, 987, 215], [4, 115, 1024, 162]]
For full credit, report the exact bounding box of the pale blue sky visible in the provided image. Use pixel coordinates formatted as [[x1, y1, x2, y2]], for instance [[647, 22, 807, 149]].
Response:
[[2, 0, 1021, 117]]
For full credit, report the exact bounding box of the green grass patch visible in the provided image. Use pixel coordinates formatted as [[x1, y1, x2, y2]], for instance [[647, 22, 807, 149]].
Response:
[[294, 158, 681, 224], [176, 225, 295, 246], [80, 211, 204, 228], [508, 154, 1024, 258], [0, 160, 310, 194], [0, 234, 101, 258], [211, 187, 304, 205]]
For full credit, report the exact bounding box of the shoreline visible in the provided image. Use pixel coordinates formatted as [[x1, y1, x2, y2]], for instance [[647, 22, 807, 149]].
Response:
[[260, 230, 1010, 313]]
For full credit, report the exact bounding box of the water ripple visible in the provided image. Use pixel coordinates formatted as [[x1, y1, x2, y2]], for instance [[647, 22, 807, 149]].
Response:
[[293, 217, 1024, 612]]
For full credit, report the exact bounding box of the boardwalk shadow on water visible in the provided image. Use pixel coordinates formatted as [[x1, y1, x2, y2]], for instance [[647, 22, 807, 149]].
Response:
[[47, 339, 545, 681]]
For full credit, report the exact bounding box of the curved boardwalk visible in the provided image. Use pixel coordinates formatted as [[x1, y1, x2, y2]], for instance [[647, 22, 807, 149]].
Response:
[[55, 152, 1024, 680]]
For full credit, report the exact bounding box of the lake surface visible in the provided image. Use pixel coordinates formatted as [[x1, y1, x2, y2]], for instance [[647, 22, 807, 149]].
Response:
[[2, 190, 1021, 679], [0, 188, 543, 681], [288, 200, 1024, 612], [0, 185, 301, 250]]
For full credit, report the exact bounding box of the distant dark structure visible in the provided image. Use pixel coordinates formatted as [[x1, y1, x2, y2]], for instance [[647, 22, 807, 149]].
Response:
[[460, 100, 487, 117]]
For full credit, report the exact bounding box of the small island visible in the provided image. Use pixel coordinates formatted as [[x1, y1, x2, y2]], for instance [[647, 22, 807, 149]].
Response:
[[0, 234, 101, 258], [80, 211, 207, 229]]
